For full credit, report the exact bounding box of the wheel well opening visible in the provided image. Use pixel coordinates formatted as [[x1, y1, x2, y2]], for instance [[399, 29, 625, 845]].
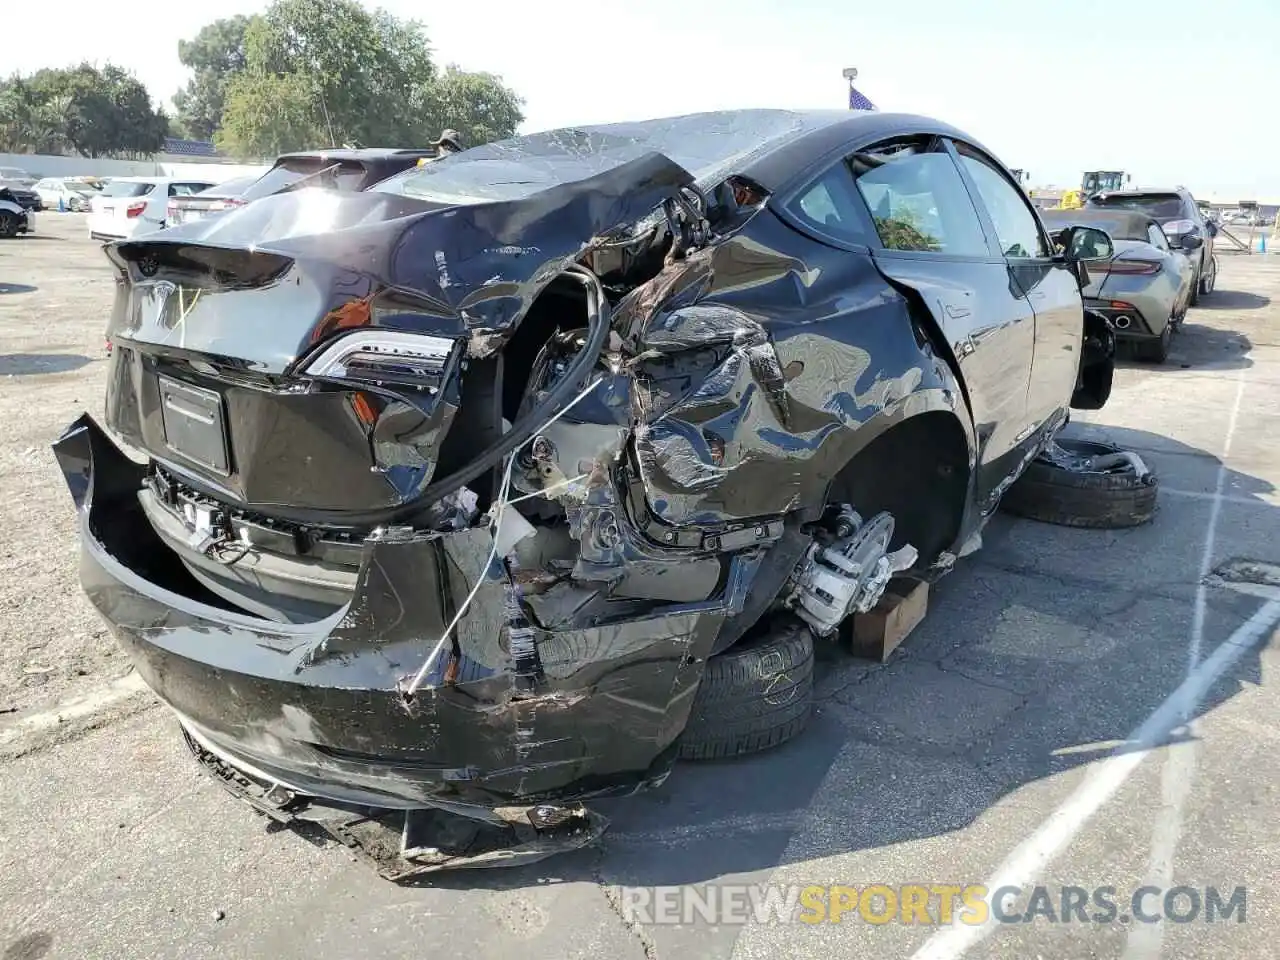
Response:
[[827, 412, 970, 564], [433, 275, 589, 511]]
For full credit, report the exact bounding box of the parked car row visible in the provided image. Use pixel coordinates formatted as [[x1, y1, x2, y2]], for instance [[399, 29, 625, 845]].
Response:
[[88, 148, 440, 242]]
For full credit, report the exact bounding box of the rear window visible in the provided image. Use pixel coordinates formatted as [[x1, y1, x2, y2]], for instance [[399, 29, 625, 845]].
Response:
[[199, 176, 258, 197], [1040, 213, 1147, 241], [102, 181, 154, 198], [241, 159, 370, 200], [1089, 194, 1183, 220]]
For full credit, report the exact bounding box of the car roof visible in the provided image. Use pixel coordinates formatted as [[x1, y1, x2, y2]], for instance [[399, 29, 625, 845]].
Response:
[[378, 109, 991, 203]]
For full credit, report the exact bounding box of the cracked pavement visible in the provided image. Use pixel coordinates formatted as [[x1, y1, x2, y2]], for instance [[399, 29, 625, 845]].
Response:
[[2, 219, 1280, 959]]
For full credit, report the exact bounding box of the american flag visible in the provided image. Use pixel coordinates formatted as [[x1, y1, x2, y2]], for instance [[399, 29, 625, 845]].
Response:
[[848, 85, 877, 111]]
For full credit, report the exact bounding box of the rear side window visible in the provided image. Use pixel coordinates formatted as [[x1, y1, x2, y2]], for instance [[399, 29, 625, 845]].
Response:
[[1147, 224, 1169, 251], [241, 159, 370, 200], [954, 145, 1048, 258], [787, 163, 871, 243], [851, 139, 989, 256], [168, 182, 213, 197], [102, 181, 154, 198]]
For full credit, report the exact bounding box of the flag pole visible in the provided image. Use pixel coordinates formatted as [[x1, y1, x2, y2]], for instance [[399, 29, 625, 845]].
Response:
[[842, 66, 858, 109]]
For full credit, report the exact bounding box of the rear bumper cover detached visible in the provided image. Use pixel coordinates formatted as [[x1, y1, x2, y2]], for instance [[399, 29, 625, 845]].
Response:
[[53, 414, 758, 821]]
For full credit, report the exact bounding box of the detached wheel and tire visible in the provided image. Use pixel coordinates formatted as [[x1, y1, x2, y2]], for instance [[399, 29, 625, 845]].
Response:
[[1000, 437, 1158, 529], [679, 618, 815, 761]]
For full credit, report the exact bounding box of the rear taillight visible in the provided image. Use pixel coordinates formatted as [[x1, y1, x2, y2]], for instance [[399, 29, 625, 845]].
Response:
[[126, 201, 146, 219], [300, 331, 459, 390], [1163, 219, 1196, 235], [1102, 260, 1161, 275], [166, 200, 178, 220]]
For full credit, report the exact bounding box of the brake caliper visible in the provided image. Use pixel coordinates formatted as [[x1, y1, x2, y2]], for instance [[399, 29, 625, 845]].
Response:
[[785, 506, 918, 637]]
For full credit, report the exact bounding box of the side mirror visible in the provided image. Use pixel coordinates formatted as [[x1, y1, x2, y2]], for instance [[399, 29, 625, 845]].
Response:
[[1058, 225, 1113, 289], [1205, 221, 1219, 238], [1182, 233, 1204, 251], [1063, 225, 1115, 263]]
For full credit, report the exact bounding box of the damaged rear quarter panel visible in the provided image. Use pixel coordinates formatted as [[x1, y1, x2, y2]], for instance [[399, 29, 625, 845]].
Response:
[[628, 208, 976, 528]]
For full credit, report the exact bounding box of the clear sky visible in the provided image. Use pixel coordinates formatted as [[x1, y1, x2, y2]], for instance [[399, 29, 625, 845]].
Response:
[[8, 0, 1276, 199]]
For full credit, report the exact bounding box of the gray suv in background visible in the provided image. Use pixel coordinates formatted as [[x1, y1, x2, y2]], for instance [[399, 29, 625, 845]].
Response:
[[1086, 187, 1217, 304]]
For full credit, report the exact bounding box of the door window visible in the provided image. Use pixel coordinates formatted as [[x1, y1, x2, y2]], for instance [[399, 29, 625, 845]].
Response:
[[850, 138, 989, 256], [954, 146, 1049, 258]]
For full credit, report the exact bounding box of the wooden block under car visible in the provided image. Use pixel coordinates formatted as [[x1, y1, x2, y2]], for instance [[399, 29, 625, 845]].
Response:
[[847, 580, 929, 662]]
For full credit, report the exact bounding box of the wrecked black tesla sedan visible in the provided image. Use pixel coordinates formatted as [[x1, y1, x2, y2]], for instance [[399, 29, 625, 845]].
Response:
[[54, 110, 1115, 874]]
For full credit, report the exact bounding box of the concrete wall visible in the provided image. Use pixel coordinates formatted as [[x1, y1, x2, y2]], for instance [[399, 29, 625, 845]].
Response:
[[0, 153, 269, 183]]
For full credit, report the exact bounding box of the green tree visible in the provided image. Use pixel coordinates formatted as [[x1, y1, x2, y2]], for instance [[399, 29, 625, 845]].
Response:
[[173, 15, 255, 140], [213, 0, 523, 156], [215, 72, 325, 158], [242, 0, 435, 147], [1, 64, 166, 158], [427, 66, 525, 149]]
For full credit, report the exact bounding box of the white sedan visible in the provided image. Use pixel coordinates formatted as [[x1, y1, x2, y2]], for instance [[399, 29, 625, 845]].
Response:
[[33, 177, 99, 212], [88, 176, 216, 241]]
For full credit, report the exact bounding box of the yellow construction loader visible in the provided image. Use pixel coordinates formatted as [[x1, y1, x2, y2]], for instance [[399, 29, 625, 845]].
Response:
[[1053, 171, 1130, 210]]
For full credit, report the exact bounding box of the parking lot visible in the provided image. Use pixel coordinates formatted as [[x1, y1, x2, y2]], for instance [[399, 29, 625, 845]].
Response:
[[2, 212, 1279, 959]]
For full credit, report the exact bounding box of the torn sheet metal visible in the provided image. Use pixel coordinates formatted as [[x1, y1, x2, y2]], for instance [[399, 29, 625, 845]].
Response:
[[54, 414, 755, 815]]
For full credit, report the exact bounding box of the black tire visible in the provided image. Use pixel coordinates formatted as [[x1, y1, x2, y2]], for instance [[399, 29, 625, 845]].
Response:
[[1000, 438, 1158, 529], [679, 618, 815, 761], [0, 212, 17, 239], [1134, 323, 1171, 364]]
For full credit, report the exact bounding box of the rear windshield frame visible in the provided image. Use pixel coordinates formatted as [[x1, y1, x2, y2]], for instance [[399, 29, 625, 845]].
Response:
[[240, 159, 371, 201]]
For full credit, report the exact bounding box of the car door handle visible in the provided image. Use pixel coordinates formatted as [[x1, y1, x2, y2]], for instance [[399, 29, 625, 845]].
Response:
[[945, 304, 971, 319], [1028, 290, 1046, 300]]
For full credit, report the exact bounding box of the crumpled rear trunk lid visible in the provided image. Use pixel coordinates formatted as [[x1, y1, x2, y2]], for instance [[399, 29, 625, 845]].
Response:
[[100, 152, 691, 521]]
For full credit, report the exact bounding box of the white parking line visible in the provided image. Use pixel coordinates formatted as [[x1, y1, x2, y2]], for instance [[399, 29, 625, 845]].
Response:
[[910, 599, 1280, 960], [913, 367, 1268, 960], [0, 672, 148, 749], [1122, 367, 1249, 960], [1162, 487, 1277, 508]]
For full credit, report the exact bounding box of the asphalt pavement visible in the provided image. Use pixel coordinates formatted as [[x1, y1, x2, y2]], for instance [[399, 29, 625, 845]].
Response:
[[2, 218, 1278, 960]]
